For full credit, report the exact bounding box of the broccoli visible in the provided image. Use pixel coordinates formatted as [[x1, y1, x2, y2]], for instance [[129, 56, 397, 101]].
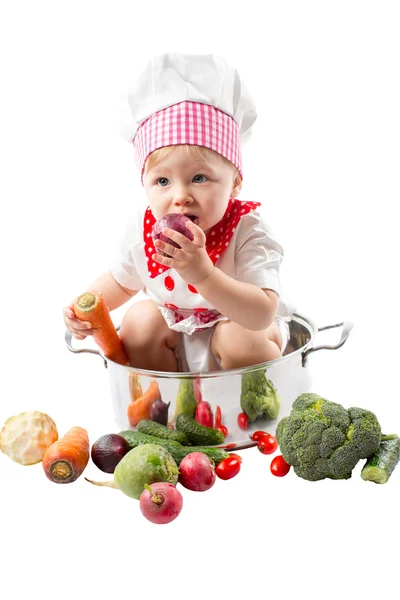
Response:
[[275, 392, 381, 481], [240, 369, 280, 422]]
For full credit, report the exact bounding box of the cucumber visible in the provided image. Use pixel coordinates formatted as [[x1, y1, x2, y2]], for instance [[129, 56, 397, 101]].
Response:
[[361, 436, 400, 484], [119, 430, 182, 450], [169, 445, 229, 466], [136, 419, 189, 445], [119, 430, 229, 465], [175, 413, 225, 446]]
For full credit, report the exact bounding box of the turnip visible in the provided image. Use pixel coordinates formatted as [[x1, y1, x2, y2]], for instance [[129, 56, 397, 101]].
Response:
[[85, 443, 179, 499], [178, 452, 216, 492], [140, 482, 183, 524], [151, 213, 194, 256]]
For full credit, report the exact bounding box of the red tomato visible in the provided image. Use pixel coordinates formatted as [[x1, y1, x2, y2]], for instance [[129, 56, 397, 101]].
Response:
[[251, 430, 271, 442], [216, 456, 241, 480], [217, 425, 228, 438], [215, 406, 222, 428], [228, 453, 242, 463], [237, 412, 249, 430], [270, 455, 291, 477], [257, 435, 278, 455]]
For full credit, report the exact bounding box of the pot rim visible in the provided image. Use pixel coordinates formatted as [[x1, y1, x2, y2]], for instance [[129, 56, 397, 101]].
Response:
[[102, 312, 317, 379]]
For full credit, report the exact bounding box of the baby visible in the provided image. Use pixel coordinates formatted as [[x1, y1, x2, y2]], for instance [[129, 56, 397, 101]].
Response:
[[64, 54, 289, 373]]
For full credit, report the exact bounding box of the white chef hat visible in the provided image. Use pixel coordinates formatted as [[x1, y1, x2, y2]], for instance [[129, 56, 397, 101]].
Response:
[[122, 53, 257, 180]]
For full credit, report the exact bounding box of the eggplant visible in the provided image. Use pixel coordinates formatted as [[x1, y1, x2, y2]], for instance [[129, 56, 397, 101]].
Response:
[[91, 434, 131, 473], [149, 398, 170, 426]]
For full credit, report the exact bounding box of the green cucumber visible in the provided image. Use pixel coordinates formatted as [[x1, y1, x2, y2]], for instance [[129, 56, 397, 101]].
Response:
[[119, 430, 182, 450], [136, 419, 189, 445], [361, 435, 400, 484], [175, 413, 225, 446], [119, 429, 229, 465], [169, 445, 229, 466]]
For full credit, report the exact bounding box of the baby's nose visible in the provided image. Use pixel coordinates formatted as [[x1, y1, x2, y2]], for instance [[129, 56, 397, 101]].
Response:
[[172, 185, 193, 205]]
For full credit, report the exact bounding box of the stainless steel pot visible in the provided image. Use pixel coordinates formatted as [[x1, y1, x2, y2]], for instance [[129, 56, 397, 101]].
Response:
[[65, 313, 353, 450]]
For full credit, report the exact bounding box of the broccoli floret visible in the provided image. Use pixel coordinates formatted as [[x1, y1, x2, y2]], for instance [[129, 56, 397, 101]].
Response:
[[275, 393, 381, 481], [240, 370, 280, 422]]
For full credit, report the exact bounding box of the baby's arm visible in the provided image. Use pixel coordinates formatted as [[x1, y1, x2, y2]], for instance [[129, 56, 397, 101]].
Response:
[[64, 270, 138, 339], [196, 270, 278, 331]]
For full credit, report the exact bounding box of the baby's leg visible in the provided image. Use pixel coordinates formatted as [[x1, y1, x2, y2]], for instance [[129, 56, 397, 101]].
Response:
[[211, 320, 282, 370], [119, 300, 181, 371]]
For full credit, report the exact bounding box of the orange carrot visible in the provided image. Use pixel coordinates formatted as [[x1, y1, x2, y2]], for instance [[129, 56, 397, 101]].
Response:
[[127, 380, 161, 427], [42, 426, 89, 484], [73, 291, 129, 365]]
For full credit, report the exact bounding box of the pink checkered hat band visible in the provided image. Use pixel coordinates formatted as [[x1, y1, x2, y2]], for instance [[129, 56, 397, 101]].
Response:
[[133, 101, 242, 181]]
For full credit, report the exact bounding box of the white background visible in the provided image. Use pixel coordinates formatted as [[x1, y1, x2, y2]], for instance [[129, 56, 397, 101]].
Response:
[[1, 1, 399, 599]]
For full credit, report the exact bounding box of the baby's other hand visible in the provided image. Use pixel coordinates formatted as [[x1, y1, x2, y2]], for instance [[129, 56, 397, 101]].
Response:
[[63, 303, 93, 340]]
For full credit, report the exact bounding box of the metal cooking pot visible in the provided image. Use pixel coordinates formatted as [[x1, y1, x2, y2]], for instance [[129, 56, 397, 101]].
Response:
[[65, 313, 353, 450]]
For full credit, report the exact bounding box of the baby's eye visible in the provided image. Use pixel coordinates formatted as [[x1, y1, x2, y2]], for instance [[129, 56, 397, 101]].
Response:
[[157, 177, 170, 187], [193, 174, 207, 183]]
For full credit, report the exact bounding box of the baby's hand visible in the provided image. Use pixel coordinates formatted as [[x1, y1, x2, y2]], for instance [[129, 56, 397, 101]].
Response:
[[152, 221, 214, 285], [63, 302, 93, 340]]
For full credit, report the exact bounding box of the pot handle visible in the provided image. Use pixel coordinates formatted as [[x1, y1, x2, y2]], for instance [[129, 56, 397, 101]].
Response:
[[302, 321, 353, 367], [64, 329, 106, 365]]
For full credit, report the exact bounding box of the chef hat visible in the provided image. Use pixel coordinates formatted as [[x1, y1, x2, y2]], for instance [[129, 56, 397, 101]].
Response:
[[122, 53, 257, 180]]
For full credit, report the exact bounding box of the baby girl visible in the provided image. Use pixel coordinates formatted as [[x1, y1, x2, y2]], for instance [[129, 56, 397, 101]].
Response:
[[64, 54, 289, 373]]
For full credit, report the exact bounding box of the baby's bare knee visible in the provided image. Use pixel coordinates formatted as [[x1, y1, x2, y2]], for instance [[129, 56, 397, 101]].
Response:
[[120, 301, 179, 351], [212, 320, 281, 369]]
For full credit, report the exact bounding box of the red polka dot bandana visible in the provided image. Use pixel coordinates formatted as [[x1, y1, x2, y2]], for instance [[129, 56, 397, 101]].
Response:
[[143, 198, 261, 278]]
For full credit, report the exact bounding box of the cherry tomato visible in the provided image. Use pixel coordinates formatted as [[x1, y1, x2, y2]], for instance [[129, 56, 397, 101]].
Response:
[[270, 455, 291, 477], [215, 406, 222, 428], [251, 430, 271, 442], [217, 425, 228, 438], [257, 435, 278, 455], [237, 412, 249, 430], [228, 453, 243, 463], [216, 456, 241, 480]]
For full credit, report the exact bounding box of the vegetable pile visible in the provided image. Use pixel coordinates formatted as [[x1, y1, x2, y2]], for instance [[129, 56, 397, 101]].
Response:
[[1, 380, 399, 527]]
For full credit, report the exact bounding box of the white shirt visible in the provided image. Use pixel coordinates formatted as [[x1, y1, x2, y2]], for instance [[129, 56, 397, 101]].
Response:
[[110, 203, 285, 314]]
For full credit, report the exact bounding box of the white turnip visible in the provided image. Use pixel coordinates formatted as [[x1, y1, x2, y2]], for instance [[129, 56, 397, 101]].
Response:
[[140, 482, 183, 524], [178, 452, 216, 492]]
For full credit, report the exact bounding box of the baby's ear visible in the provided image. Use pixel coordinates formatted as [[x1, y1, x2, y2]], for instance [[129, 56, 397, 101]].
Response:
[[231, 174, 242, 198]]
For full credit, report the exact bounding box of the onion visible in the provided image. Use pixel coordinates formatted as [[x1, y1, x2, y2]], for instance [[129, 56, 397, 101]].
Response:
[[91, 434, 130, 473]]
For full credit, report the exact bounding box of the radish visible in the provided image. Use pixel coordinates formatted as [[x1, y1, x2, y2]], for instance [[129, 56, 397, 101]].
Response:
[[178, 452, 216, 492], [195, 400, 213, 428], [139, 482, 183, 524]]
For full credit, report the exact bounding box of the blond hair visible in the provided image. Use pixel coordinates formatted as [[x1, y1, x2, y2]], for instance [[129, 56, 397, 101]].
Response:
[[144, 145, 241, 180]]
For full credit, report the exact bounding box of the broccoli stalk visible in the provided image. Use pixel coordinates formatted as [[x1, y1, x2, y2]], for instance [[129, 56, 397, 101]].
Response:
[[240, 370, 281, 422]]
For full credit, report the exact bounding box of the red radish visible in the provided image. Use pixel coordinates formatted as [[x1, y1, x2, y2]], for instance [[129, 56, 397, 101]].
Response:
[[139, 482, 183, 524], [216, 456, 241, 480], [270, 455, 291, 477], [237, 412, 249, 430], [151, 213, 194, 256], [179, 452, 216, 492], [195, 400, 213, 428]]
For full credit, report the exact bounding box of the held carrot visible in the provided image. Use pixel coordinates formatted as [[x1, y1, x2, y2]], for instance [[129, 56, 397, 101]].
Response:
[[127, 380, 162, 427], [73, 291, 129, 366], [42, 426, 89, 484]]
